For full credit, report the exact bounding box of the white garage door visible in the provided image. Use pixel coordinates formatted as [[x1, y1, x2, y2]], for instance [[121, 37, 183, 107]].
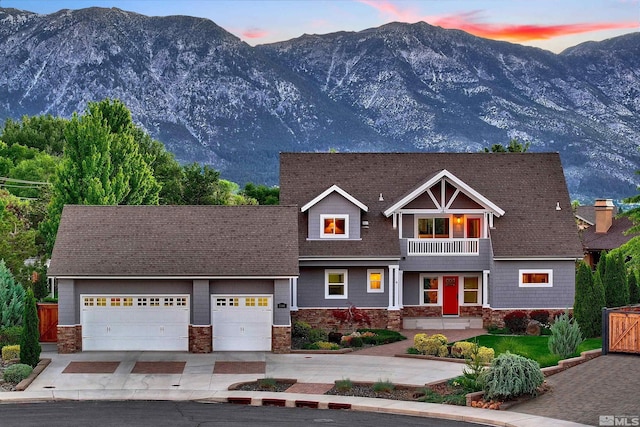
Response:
[[80, 295, 190, 351], [211, 295, 272, 351]]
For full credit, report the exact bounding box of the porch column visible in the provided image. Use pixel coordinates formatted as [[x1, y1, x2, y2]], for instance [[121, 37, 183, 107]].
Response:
[[482, 270, 490, 307], [290, 277, 298, 311], [388, 265, 400, 309]]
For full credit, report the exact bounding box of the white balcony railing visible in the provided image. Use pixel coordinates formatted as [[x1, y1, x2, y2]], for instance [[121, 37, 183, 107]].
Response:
[[407, 238, 479, 256]]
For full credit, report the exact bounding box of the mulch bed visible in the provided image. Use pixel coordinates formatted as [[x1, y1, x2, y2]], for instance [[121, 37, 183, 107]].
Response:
[[62, 361, 120, 374], [213, 361, 266, 374], [131, 361, 186, 374], [230, 378, 296, 392], [325, 383, 424, 401]]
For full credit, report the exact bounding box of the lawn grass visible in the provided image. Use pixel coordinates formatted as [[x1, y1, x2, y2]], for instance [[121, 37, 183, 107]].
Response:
[[464, 335, 602, 368]]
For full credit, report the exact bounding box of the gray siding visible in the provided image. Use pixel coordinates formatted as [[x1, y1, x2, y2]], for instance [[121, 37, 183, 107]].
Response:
[[210, 279, 273, 294], [57, 278, 75, 325], [489, 260, 576, 309], [307, 192, 361, 239], [192, 279, 210, 325], [297, 266, 388, 308], [401, 214, 413, 239], [300, 260, 397, 268], [273, 279, 291, 325], [402, 272, 421, 306], [399, 239, 492, 271]]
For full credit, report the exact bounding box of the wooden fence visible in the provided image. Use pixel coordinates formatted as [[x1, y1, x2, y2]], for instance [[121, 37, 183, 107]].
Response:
[[602, 305, 640, 355], [37, 303, 58, 342]]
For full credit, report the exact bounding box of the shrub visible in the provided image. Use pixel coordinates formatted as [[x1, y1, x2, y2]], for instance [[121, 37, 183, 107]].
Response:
[[350, 336, 363, 347], [292, 321, 311, 338], [307, 341, 340, 350], [292, 322, 327, 349], [451, 341, 475, 359], [548, 311, 583, 359], [414, 333, 448, 356], [20, 289, 41, 367], [574, 261, 605, 338], [2, 344, 20, 361], [529, 310, 550, 325], [0, 326, 23, 347], [503, 310, 528, 333], [308, 328, 327, 344], [372, 380, 394, 393], [357, 328, 405, 345], [335, 378, 353, 392], [0, 261, 26, 328], [487, 324, 510, 335], [257, 377, 277, 390], [3, 363, 33, 383], [473, 346, 495, 364], [482, 352, 544, 400], [406, 347, 421, 355]]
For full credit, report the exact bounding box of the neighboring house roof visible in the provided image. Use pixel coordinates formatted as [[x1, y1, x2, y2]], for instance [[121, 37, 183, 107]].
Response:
[[280, 152, 583, 259], [581, 215, 637, 251], [575, 206, 595, 226], [301, 184, 369, 213], [48, 205, 299, 277]]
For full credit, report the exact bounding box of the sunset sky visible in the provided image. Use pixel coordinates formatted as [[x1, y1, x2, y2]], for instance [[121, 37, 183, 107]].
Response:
[[4, 0, 639, 52]]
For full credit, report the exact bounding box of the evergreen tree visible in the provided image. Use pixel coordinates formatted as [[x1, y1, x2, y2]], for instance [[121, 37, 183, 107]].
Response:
[[20, 288, 41, 367], [574, 261, 604, 338], [604, 252, 629, 307], [0, 260, 26, 328], [629, 270, 639, 304], [596, 250, 607, 279]]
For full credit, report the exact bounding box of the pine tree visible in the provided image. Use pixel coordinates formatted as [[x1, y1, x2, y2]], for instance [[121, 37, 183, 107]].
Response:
[[592, 270, 606, 336], [604, 252, 629, 308], [0, 260, 26, 328], [629, 270, 639, 304], [20, 289, 41, 367]]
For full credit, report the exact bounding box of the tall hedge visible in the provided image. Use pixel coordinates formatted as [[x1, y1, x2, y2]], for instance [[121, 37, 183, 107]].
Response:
[[574, 261, 605, 338], [604, 252, 628, 308], [629, 270, 639, 305], [20, 289, 40, 367], [0, 260, 26, 328]]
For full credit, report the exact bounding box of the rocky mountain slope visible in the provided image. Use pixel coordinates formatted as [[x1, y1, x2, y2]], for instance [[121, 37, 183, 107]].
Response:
[[0, 7, 638, 201]]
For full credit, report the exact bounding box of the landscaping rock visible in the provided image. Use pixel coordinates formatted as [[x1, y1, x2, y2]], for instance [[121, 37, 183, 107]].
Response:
[[526, 320, 542, 336]]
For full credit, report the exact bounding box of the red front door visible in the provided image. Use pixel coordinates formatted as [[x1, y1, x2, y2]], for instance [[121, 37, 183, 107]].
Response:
[[442, 276, 459, 315]]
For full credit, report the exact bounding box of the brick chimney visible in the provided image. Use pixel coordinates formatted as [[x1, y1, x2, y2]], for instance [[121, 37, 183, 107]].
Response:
[[594, 199, 614, 233]]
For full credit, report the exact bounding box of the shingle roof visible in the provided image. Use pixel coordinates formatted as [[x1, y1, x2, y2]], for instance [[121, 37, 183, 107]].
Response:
[[581, 216, 637, 251], [48, 205, 299, 277], [280, 152, 583, 259]]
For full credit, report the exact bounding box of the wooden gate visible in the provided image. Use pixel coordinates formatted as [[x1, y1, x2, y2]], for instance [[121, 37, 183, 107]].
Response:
[[603, 306, 640, 354], [37, 303, 58, 342]]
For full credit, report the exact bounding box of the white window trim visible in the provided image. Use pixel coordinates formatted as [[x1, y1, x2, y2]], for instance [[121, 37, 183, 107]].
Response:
[[320, 214, 349, 239], [367, 269, 384, 293], [419, 274, 440, 305], [519, 269, 553, 288], [325, 269, 348, 299], [461, 275, 482, 305], [415, 216, 452, 239]]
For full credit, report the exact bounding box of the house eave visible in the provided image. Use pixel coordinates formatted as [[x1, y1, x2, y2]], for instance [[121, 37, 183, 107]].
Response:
[[300, 184, 369, 213], [48, 275, 300, 280]]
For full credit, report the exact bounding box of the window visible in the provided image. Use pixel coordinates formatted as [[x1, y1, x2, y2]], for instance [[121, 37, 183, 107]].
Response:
[[417, 218, 450, 238], [463, 276, 480, 304], [321, 215, 349, 238], [519, 269, 553, 287], [467, 218, 481, 238], [325, 269, 348, 299], [367, 269, 384, 293], [421, 276, 439, 304]]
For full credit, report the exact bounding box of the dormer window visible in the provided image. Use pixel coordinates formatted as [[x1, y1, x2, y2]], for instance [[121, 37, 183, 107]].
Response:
[[321, 214, 349, 238]]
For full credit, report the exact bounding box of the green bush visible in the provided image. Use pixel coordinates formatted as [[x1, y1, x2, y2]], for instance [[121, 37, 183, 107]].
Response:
[[0, 261, 26, 328], [335, 378, 353, 392], [292, 321, 311, 338], [574, 261, 605, 338], [257, 377, 277, 390], [482, 352, 544, 400], [548, 311, 583, 359], [451, 341, 475, 359], [292, 321, 327, 349], [372, 380, 394, 393], [357, 328, 406, 344], [0, 325, 23, 347], [3, 363, 33, 383], [350, 336, 363, 347], [2, 344, 20, 360], [305, 341, 340, 350]]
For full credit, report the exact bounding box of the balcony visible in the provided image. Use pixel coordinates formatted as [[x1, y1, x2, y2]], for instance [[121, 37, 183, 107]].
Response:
[[407, 238, 479, 256]]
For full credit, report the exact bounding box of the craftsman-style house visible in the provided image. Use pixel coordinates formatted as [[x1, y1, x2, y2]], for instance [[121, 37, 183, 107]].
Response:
[[48, 152, 582, 353]]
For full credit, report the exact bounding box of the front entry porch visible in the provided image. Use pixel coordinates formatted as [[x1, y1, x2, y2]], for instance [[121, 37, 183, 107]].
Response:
[[403, 316, 484, 330]]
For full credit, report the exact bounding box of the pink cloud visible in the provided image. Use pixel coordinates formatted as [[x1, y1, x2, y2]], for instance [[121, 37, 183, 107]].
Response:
[[358, 0, 639, 42], [242, 28, 270, 39]]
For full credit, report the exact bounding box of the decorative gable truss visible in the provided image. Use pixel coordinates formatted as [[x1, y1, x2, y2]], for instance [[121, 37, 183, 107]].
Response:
[[383, 169, 504, 244], [301, 184, 369, 240]]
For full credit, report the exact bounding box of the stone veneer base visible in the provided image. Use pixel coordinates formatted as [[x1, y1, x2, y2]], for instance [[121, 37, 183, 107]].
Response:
[[189, 325, 212, 353], [272, 325, 292, 353]]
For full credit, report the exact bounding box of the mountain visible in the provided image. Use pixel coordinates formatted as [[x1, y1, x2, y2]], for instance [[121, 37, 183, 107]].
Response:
[[0, 7, 638, 202]]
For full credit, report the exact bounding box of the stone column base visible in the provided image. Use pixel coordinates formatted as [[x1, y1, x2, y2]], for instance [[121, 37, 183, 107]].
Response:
[[57, 325, 82, 353], [387, 310, 402, 331], [272, 325, 291, 353], [189, 325, 212, 353]]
